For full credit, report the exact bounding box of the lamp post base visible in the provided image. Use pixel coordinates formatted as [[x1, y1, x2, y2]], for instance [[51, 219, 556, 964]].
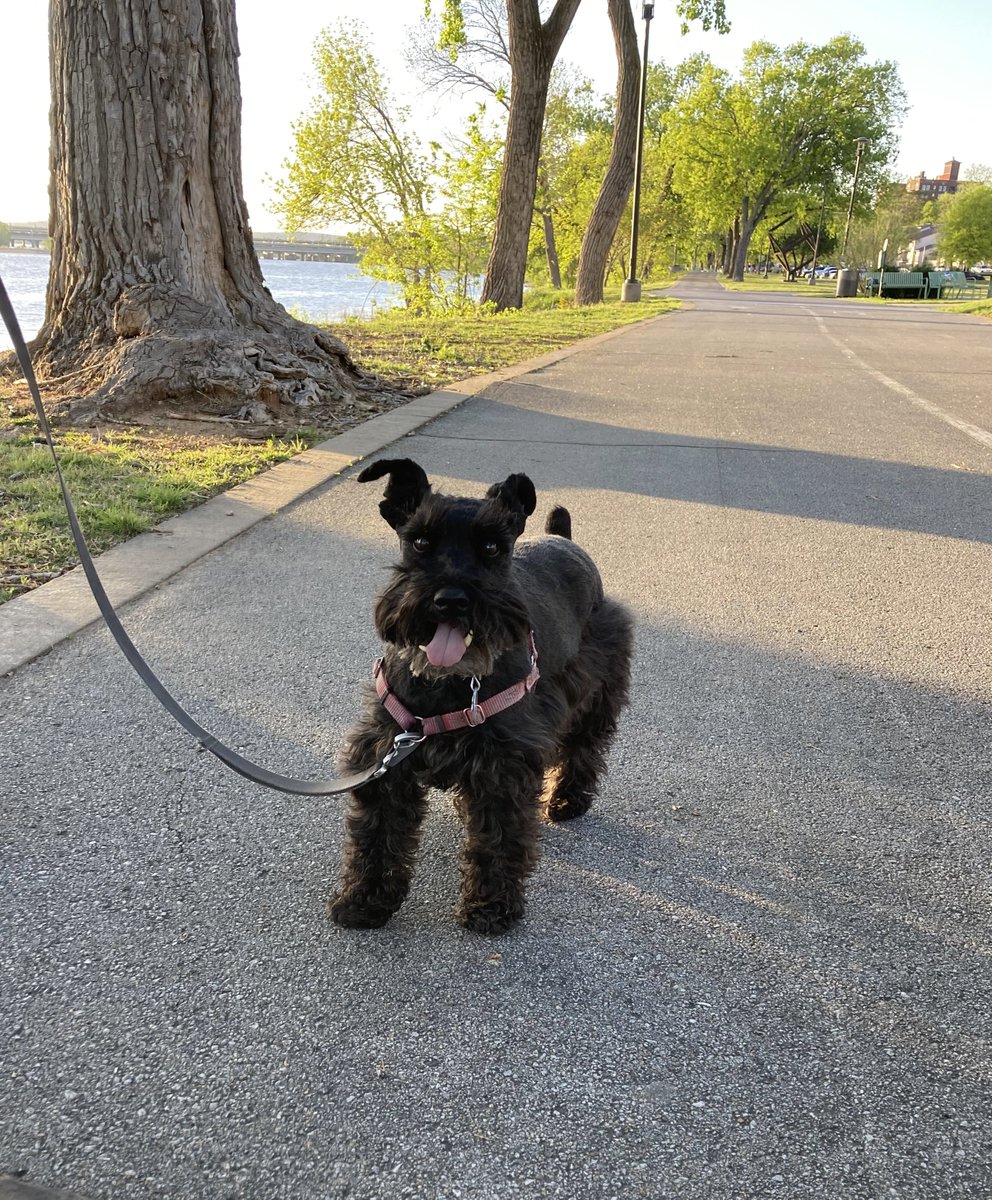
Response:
[[621, 278, 642, 303]]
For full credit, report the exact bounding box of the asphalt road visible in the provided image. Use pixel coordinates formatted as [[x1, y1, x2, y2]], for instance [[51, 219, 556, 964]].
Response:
[[2, 274, 991, 1199]]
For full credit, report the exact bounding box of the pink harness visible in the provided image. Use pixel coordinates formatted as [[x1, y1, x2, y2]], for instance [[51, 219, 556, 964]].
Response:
[[374, 633, 540, 735]]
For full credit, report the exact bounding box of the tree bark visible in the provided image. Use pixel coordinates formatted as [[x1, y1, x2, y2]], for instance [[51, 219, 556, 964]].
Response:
[[724, 218, 740, 276], [573, 0, 639, 306], [732, 189, 773, 281], [540, 209, 563, 289], [478, 0, 581, 312], [29, 0, 386, 428]]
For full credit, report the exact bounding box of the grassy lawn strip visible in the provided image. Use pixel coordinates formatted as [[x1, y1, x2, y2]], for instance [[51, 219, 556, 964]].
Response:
[[321, 289, 679, 391], [1, 289, 679, 602], [0, 430, 313, 602], [951, 296, 992, 317], [718, 275, 839, 295], [719, 274, 992, 311]]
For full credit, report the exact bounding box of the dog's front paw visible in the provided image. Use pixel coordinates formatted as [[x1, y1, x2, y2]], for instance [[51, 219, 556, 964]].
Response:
[[327, 891, 399, 929], [457, 899, 523, 936]]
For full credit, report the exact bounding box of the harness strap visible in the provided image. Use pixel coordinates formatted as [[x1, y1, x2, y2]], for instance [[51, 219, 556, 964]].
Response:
[[0, 275, 411, 797], [374, 635, 540, 735]]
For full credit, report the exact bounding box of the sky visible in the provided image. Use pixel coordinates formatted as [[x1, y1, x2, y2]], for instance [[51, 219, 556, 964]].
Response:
[[2, 0, 990, 232]]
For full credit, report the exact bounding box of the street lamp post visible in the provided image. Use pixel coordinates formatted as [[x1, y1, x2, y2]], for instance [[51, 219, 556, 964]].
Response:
[[621, 2, 654, 303], [840, 137, 869, 265]]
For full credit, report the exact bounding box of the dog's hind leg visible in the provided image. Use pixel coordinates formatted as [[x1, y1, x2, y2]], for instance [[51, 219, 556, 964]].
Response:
[[328, 770, 428, 928], [547, 600, 633, 822], [454, 759, 544, 935]]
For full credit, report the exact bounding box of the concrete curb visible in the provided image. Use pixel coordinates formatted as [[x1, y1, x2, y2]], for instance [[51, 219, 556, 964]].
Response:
[[0, 1179, 92, 1200], [0, 313, 666, 677]]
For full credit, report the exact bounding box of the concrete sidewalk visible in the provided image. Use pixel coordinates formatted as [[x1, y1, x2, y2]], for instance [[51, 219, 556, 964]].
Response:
[[2, 275, 991, 1200]]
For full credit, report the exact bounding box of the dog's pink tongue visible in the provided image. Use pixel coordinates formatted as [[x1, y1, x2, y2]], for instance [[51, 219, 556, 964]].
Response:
[[425, 623, 468, 667]]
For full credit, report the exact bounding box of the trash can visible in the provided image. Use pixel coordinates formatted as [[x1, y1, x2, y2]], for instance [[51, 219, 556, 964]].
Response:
[[835, 268, 859, 297]]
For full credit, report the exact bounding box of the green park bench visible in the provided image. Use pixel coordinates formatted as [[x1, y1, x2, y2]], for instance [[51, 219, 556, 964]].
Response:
[[878, 271, 929, 298], [864, 271, 947, 299], [941, 271, 988, 300]]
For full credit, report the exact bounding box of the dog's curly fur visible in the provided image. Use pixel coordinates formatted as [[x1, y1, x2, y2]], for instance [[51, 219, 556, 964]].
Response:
[[329, 459, 633, 935]]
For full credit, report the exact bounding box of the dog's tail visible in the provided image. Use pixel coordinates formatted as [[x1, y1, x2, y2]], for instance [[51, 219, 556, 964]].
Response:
[[545, 505, 572, 539]]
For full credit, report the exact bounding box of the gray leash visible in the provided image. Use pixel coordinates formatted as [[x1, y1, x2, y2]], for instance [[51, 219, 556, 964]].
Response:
[[0, 276, 421, 795]]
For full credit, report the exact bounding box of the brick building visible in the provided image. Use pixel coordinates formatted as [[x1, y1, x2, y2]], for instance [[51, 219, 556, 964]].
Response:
[[906, 159, 960, 197]]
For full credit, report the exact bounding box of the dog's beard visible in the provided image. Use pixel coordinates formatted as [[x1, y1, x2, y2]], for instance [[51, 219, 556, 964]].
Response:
[[396, 641, 496, 680], [374, 568, 530, 679]]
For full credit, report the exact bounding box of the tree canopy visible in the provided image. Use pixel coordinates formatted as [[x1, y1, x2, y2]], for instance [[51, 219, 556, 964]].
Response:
[[937, 185, 992, 267], [667, 36, 906, 280], [275, 15, 914, 307]]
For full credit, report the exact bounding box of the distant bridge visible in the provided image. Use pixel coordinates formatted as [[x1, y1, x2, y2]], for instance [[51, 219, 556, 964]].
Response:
[[3, 222, 360, 263], [253, 238, 359, 263], [6, 223, 48, 247]]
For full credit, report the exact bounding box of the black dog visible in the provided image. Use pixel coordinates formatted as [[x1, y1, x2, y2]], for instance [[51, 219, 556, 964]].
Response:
[[329, 459, 633, 934]]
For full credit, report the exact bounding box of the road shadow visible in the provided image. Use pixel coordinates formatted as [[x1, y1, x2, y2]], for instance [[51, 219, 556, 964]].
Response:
[[406, 402, 992, 545]]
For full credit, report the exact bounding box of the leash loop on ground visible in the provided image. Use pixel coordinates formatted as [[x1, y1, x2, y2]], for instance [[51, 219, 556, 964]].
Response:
[[0, 275, 409, 797]]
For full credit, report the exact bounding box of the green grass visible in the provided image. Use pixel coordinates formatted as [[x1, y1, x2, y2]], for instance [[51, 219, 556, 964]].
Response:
[[950, 296, 992, 317], [719, 274, 839, 294], [720, 272, 992, 310], [1, 287, 681, 602], [0, 429, 316, 602], [321, 286, 679, 392]]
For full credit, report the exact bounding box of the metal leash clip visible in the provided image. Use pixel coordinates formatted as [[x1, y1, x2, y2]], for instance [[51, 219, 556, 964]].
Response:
[[463, 674, 486, 727], [371, 730, 426, 779]]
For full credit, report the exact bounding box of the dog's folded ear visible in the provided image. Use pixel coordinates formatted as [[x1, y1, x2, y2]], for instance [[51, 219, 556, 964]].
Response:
[[486, 472, 537, 535], [357, 458, 431, 529]]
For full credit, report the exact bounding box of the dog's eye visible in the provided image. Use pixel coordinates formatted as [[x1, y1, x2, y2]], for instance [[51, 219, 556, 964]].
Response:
[[482, 541, 501, 558], [411, 536, 431, 553]]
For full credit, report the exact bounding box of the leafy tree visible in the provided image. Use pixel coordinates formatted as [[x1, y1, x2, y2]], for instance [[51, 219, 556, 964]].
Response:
[[10, 0, 368, 427], [575, 2, 727, 305], [417, 2, 587, 295], [618, 55, 713, 279], [433, 107, 504, 303], [843, 183, 929, 271], [273, 22, 444, 312], [544, 106, 615, 285], [669, 37, 906, 281], [529, 68, 601, 288], [937, 184, 992, 266]]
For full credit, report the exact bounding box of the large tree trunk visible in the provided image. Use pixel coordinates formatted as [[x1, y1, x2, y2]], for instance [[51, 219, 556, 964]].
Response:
[[724, 218, 740, 276], [479, 0, 581, 312], [574, 0, 639, 306], [732, 192, 771, 281], [731, 197, 752, 281], [30, 0, 385, 428]]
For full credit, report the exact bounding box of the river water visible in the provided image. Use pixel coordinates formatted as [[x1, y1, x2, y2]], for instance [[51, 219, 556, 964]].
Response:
[[0, 252, 405, 351]]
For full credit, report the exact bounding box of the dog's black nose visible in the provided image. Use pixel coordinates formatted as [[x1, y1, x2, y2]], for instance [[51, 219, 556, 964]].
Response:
[[433, 587, 469, 618]]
